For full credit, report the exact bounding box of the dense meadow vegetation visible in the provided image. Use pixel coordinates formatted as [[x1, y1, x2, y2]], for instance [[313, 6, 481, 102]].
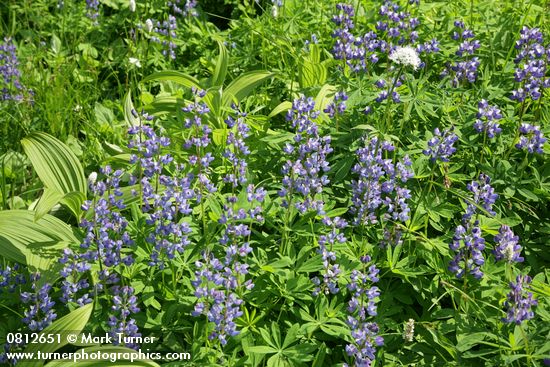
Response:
[[1, 0, 550, 366]]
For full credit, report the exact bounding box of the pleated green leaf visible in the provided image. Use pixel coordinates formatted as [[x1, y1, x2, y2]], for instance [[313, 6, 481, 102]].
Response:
[[222, 71, 274, 107], [142, 70, 200, 89], [0, 210, 79, 265], [212, 40, 229, 87], [20, 303, 94, 367], [43, 346, 162, 367], [124, 90, 140, 126], [21, 132, 86, 220]]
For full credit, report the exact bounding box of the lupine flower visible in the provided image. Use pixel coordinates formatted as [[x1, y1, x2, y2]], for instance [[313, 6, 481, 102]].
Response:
[[344, 256, 383, 367], [312, 217, 347, 296], [323, 91, 348, 118], [448, 221, 486, 279], [331, 4, 379, 72], [108, 286, 141, 349], [59, 248, 92, 306], [80, 166, 134, 271], [462, 173, 498, 222], [441, 20, 480, 86], [474, 100, 502, 138], [21, 274, 57, 332], [127, 120, 195, 268], [449, 173, 498, 279], [150, 15, 178, 59], [85, 0, 100, 23], [389, 46, 421, 70], [181, 88, 217, 200], [511, 27, 549, 102], [502, 275, 537, 324], [493, 225, 523, 263], [279, 96, 332, 215], [374, 75, 404, 103], [416, 38, 440, 54], [129, 0, 136, 12], [1, 37, 29, 102], [223, 108, 251, 187], [192, 188, 262, 345], [515, 123, 546, 154], [0, 264, 26, 294], [423, 127, 458, 162], [168, 0, 198, 17], [192, 110, 263, 346], [350, 137, 413, 226], [402, 319, 415, 342]]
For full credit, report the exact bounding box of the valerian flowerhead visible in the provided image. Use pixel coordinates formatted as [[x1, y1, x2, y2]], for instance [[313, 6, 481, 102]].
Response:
[[402, 319, 415, 342], [389, 46, 421, 70]]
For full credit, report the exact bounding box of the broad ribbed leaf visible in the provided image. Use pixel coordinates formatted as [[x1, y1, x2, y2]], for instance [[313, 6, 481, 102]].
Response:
[[0, 210, 79, 265], [268, 101, 292, 118], [314, 84, 336, 114], [44, 346, 161, 367], [124, 90, 140, 126], [142, 70, 200, 89], [222, 71, 274, 107], [22, 132, 86, 219], [20, 303, 94, 367], [212, 40, 228, 87]]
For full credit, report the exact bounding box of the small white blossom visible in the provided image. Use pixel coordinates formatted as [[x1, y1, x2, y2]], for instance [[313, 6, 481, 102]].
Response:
[[88, 172, 98, 186], [389, 46, 421, 70], [271, 5, 278, 18], [145, 19, 153, 33], [402, 318, 415, 342], [73, 104, 82, 112], [129, 0, 136, 12], [129, 57, 141, 68]]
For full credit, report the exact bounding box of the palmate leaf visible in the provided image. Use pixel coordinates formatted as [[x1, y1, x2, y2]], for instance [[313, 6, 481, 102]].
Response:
[[43, 346, 161, 367], [21, 132, 87, 220], [20, 303, 94, 367]]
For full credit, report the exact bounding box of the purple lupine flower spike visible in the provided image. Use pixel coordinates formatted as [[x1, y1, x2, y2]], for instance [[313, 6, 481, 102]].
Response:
[[474, 100, 502, 138], [502, 275, 537, 325], [423, 127, 458, 162], [493, 225, 523, 263]]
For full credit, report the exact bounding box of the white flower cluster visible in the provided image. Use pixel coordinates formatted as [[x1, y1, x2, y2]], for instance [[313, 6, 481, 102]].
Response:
[[389, 46, 421, 70], [402, 318, 415, 342]]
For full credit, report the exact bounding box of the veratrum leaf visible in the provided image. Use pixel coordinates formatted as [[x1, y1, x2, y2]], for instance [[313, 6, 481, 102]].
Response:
[[44, 346, 161, 367], [222, 71, 274, 107], [212, 40, 228, 87], [141, 70, 200, 89], [22, 132, 86, 220], [124, 90, 140, 127], [20, 303, 94, 367], [0, 210, 79, 265], [268, 101, 292, 118]]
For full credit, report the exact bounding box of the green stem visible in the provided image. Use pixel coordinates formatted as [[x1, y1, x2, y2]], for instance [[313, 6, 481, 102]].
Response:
[[383, 66, 404, 134]]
